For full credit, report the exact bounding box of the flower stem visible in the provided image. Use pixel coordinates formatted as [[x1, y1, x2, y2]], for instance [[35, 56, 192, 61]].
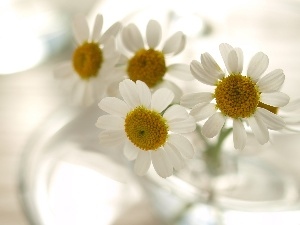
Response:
[[169, 127, 233, 224], [203, 127, 233, 176]]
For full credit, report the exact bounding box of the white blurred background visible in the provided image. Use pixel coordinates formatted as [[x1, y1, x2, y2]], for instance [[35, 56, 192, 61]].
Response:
[[1, 0, 300, 224]]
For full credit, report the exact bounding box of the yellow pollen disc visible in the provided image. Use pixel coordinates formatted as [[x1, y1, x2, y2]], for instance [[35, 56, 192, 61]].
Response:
[[127, 48, 167, 87], [258, 102, 278, 114], [124, 106, 168, 151], [72, 42, 103, 79], [214, 74, 260, 119]]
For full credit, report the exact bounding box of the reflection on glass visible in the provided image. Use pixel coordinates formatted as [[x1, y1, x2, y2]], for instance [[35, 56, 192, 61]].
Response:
[[0, 0, 69, 75], [36, 163, 131, 225]]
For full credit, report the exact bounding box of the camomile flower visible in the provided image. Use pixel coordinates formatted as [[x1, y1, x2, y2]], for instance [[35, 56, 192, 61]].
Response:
[[118, 20, 193, 102], [181, 43, 290, 150], [54, 14, 122, 106], [96, 79, 196, 178]]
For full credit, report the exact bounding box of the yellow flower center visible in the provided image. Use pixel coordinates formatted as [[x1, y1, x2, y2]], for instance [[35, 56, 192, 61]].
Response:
[[214, 74, 260, 119], [258, 102, 278, 114], [124, 106, 168, 150], [72, 42, 103, 79], [127, 49, 167, 87]]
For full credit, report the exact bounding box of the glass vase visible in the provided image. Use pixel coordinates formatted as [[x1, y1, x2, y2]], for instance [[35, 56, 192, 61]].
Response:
[[18, 101, 300, 225], [18, 103, 146, 225], [18, 0, 300, 224], [137, 129, 300, 225]]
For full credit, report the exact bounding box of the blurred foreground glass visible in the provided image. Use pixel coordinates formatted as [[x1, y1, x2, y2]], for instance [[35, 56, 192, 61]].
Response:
[[0, 0, 69, 75], [18, 0, 300, 224], [0, 0, 97, 75], [18, 103, 145, 225]]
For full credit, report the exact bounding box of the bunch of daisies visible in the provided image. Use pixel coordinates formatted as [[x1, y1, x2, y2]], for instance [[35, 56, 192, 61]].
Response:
[[55, 14, 293, 178]]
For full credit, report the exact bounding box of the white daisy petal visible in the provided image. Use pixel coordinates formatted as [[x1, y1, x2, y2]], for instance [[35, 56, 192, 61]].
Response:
[[181, 92, 214, 108], [151, 148, 173, 178], [71, 80, 85, 104], [72, 80, 94, 106], [100, 22, 122, 45], [173, 34, 186, 55], [162, 31, 184, 54], [167, 63, 194, 80], [101, 56, 120, 71], [136, 80, 151, 107], [123, 24, 144, 52], [151, 88, 174, 112], [72, 14, 89, 44], [168, 134, 194, 159], [164, 105, 188, 122], [124, 141, 139, 160], [102, 37, 117, 58], [260, 92, 290, 107], [164, 143, 185, 171], [190, 60, 218, 86], [119, 79, 140, 108], [190, 103, 217, 121], [247, 113, 269, 144], [121, 25, 141, 52], [99, 130, 126, 148], [168, 116, 196, 133], [202, 112, 226, 138], [121, 30, 135, 52], [146, 20, 162, 48], [96, 115, 124, 130], [99, 97, 130, 117], [281, 98, 300, 112], [227, 49, 239, 74], [235, 47, 244, 73], [106, 77, 124, 96], [153, 80, 182, 104], [257, 107, 285, 130], [219, 43, 234, 73], [117, 54, 128, 65], [134, 151, 151, 176], [201, 52, 224, 80], [257, 69, 285, 92], [233, 119, 247, 150], [91, 14, 103, 42], [247, 52, 269, 82]]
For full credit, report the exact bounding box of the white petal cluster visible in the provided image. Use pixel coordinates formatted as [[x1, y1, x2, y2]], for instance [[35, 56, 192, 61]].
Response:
[[96, 79, 196, 178], [54, 14, 122, 106], [120, 20, 193, 100], [181, 43, 290, 150]]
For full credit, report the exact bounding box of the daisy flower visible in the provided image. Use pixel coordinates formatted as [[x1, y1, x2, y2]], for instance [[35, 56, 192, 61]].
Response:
[[181, 43, 290, 150], [96, 79, 196, 178], [54, 14, 122, 106], [118, 20, 193, 102]]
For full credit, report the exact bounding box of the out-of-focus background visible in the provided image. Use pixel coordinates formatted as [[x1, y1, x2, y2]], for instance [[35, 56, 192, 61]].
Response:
[[0, 0, 96, 224], [1, 0, 300, 224]]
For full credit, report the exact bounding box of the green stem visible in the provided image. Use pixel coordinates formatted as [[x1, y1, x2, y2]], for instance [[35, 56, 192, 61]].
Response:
[[168, 201, 195, 225], [170, 127, 233, 224], [203, 127, 233, 176]]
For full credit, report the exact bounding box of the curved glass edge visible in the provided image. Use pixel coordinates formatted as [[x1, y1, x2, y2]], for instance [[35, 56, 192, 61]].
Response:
[[17, 103, 89, 225]]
